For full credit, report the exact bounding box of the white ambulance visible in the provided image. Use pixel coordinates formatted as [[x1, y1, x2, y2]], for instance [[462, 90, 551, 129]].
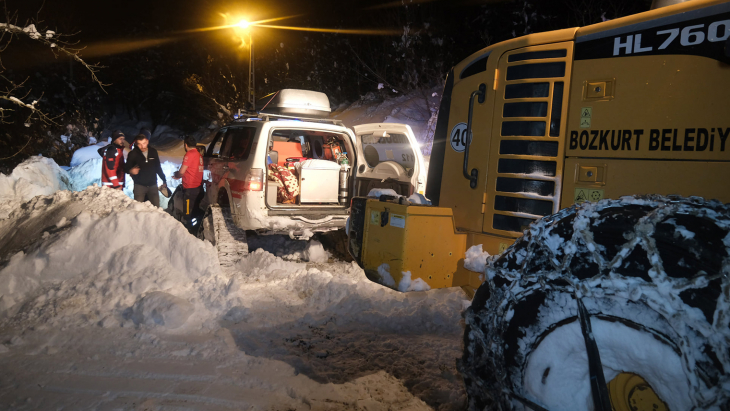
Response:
[[202, 89, 427, 236]]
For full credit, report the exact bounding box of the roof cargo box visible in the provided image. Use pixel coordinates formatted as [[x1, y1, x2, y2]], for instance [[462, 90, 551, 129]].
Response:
[[259, 89, 331, 118]]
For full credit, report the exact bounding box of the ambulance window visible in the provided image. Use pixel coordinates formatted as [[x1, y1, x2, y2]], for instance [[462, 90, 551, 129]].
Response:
[[220, 132, 234, 158], [228, 127, 256, 160], [361, 132, 416, 171], [207, 130, 225, 157]]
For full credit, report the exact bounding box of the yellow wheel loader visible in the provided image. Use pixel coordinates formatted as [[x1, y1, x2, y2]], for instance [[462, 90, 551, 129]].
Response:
[[346, 0, 730, 409]]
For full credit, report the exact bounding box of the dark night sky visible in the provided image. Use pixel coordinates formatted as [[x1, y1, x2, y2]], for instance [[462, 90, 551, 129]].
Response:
[[4, 0, 498, 75], [7, 0, 448, 38]]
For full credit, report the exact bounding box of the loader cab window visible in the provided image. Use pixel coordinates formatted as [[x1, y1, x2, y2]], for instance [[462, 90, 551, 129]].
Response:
[[361, 132, 417, 174]]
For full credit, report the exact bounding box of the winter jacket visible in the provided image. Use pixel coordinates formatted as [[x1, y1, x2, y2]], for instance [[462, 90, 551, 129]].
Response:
[[97, 143, 126, 189], [125, 146, 167, 187]]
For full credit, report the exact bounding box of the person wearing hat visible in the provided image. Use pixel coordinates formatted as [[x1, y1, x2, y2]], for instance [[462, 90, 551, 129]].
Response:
[[97, 130, 127, 190], [125, 133, 167, 207]]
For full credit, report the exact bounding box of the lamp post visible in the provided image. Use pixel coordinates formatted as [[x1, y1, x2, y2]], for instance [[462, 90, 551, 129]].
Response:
[[237, 20, 255, 111]]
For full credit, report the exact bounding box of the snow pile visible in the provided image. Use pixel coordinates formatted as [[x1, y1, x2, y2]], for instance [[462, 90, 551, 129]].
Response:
[[377, 263, 396, 287], [67, 157, 182, 209], [0, 156, 468, 409], [0, 187, 222, 329], [397, 271, 431, 292], [0, 156, 71, 219], [464, 244, 491, 273], [70, 142, 108, 166], [247, 235, 331, 262], [225, 252, 461, 335], [376, 264, 431, 292], [131, 291, 195, 329]]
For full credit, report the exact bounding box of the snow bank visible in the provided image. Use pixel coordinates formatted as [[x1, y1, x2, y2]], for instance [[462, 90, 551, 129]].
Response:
[[1, 155, 184, 217], [0, 156, 71, 219], [224, 252, 461, 335], [70, 142, 107, 167], [0, 154, 468, 409], [0, 187, 221, 329], [67, 157, 182, 209], [247, 235, 331, 262]]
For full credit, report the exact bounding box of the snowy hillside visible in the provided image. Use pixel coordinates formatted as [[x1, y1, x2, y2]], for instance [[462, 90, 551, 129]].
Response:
[[332, 88, 441, 155], [0, 157, 469, 409]]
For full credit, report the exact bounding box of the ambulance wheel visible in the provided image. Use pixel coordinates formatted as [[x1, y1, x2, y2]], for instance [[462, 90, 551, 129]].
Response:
[[197, 206, 216, 245], [460, 196, 730, 411]]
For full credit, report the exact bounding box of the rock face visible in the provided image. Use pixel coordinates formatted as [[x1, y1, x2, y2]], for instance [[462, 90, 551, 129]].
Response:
[[132, 291, 194, 329]]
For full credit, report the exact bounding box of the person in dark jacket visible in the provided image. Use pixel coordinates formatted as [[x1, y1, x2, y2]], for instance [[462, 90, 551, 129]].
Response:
[[125, 133, 167, 207], [98, 130, 126, 190]]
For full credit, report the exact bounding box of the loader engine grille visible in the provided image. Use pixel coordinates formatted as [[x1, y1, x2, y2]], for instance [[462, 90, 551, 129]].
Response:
[[489, 45, 571, 234]]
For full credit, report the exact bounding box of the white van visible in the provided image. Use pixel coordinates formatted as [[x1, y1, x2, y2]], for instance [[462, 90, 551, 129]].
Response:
[[203, 89, 426, 236]]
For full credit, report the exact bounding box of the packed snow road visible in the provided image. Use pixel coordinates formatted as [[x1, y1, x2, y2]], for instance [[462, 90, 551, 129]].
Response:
[[0, 157, 469, 410]]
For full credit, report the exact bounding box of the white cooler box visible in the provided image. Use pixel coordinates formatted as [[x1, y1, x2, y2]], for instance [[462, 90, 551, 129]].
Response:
[[298, 159, 340, 203]]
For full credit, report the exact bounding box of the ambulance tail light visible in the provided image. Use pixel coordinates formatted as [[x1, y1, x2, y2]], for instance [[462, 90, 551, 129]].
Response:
[[245, 169, 264, 191]]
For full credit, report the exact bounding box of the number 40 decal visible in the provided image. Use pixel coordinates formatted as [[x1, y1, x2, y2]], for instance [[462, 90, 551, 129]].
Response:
[[450, 122, 470, 153]]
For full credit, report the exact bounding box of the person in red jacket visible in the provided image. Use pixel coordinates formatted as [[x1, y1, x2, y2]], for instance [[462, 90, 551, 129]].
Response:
[[173, 135, 204, 230], [98, 130, 126, 190]]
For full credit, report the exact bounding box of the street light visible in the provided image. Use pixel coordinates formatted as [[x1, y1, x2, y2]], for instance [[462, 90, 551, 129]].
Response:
[[237, 20, 255, 111]]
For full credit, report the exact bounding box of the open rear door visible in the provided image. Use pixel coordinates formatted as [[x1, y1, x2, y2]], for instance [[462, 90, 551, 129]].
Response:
[[352, 123, 426, 197]]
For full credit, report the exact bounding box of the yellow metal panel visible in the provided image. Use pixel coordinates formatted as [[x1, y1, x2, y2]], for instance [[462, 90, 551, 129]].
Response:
[[567, 55, 730, 161], [561, 158, 730, 208], [361, 200, 470, 290], [438, 64, 494, 233]]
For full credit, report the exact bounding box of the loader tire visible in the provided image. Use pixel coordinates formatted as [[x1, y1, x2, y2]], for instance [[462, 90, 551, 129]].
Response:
[[461, 196, 730, 411]]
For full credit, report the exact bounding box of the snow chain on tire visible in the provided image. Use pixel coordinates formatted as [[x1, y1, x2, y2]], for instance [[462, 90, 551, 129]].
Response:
[[461, 195, 730, 410], [198, 205, 248, 273]]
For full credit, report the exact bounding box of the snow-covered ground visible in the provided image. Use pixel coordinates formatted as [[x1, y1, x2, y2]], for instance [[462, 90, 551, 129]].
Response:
[[0, 156, 469, 410]]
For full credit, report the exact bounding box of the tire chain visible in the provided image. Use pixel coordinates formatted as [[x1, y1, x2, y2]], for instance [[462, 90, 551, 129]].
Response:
[[207, 206, 249, 274], [461, 195, 730, 410]]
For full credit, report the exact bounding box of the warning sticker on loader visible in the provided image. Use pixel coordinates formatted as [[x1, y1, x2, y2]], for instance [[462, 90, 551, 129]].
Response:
[[390, 214, 406, 228], [370, 211, 380, 225], [574, 188, 604, 203], [580, 107, 592, 128]]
